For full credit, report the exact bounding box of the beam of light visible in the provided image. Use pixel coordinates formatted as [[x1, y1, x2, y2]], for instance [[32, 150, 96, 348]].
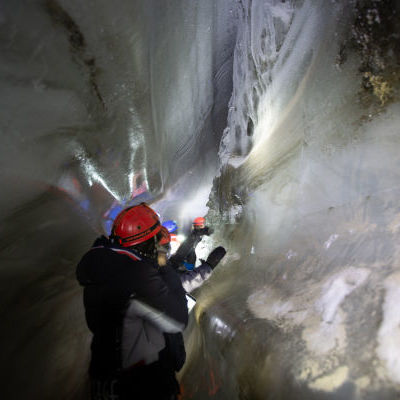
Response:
[[179, 184, 212, 223], [74, 146, 121, 201], [128, 171, 134, 197]]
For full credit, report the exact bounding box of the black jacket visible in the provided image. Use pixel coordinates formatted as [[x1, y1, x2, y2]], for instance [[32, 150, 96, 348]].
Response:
[[171, 229, 204, 264], [76, 236, 188, 378], [169, 229, 213, 292]]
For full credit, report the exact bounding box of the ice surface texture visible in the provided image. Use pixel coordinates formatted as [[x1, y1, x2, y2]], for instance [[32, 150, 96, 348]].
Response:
[[2, 0, 400, 399]]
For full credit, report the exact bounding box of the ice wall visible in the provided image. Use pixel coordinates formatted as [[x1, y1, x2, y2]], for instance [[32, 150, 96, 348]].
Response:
[[2, 0, 400, 399], [180, 0, 400, 399], [0, 1, 236, 398]]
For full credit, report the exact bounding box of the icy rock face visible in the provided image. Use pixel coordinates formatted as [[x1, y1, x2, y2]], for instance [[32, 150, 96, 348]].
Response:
[[0, 0, 237, 217], [181, 0, 400, 398], [0, 1, 237, 399]]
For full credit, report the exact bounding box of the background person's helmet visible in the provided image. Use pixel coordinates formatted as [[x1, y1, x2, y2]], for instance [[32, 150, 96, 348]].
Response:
[[162, 220, 178, 233], [112, 203, 161, 247], [193, 217, 205, 228]]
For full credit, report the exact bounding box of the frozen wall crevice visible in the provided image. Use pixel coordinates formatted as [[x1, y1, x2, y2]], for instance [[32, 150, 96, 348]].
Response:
[[188, 0, 400, 399]]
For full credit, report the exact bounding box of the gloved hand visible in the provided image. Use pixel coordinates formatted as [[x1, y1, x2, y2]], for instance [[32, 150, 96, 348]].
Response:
[[205, 246, 226, 269]]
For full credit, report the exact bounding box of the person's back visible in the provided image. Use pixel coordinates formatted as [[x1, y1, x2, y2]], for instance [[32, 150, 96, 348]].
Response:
[[76, 204, 188, 400]]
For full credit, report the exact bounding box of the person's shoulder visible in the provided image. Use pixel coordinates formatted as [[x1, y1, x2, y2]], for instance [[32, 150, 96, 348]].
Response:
[[79, 244, 147, 271], [113, 253, 159, 278], [78, 245, 108, 265], [91, 235, 110, 247]]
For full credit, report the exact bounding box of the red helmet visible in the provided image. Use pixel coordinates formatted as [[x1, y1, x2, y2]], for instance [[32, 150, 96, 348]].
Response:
[[158, 226, 171, 246], [112, 203, 161, 247], [193, 217, 205, 228]]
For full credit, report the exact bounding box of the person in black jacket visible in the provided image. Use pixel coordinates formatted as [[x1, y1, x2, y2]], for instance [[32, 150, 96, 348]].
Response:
[[171, 216, 214, 271], [76, 203, 188, 400], [157, 226, 226, 294]]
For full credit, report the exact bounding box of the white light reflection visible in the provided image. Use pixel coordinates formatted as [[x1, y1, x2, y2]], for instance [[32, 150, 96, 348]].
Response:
[[127, 116, 149, 198], [210, 315, 234, 339], [128, 125, 139, 197], [128, 171, 134, 197], [75, 147, 121, 201]]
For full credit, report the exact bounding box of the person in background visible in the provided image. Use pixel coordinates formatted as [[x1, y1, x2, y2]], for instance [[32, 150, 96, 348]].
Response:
[[172, 216, 214, 271], [158, 225, 226, 294], [76, 203, 188, 400]]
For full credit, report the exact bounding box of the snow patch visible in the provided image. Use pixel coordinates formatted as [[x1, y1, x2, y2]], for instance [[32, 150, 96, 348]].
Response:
[[377, 272, 400, 384], [302, 267, 370, 354], [324, 234, 339, 250], [309, 366, 349, 392], [317, 267, 370, 324], [248, 267, 370, 356]]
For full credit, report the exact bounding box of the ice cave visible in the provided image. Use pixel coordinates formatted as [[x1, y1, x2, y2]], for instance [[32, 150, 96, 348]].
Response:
[[2, 0, 400, 399]]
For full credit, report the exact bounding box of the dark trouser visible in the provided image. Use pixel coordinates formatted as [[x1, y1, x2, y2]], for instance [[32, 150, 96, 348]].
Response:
[[91, 361, 179, 400]]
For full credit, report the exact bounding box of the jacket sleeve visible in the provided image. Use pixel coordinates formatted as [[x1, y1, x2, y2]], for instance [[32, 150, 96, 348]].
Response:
[[178, 262, 213, 293], [131, 260, 189, 327], [171, 231, 199, 263]]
